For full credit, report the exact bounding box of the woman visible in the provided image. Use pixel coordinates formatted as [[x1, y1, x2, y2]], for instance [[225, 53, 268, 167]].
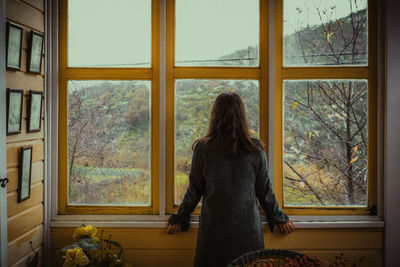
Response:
[[167, 92, 294, 267]]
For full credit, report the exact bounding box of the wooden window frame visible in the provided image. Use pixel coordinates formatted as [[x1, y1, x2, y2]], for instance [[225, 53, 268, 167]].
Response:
[[57, 0, 379, 217], [165, 0, 270, 214], [273, 0, 378, 215], [58, 0, 160, 215]]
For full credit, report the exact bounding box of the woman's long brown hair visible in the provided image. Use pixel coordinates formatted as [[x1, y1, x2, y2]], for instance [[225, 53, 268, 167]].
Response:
[[193, 92, 261, 156]]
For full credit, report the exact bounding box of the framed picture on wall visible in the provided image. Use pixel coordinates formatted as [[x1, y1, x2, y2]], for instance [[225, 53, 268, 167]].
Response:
[[6, 22, 23, 71], [27, 90, 43, 132], [6, 88, 23, 135], [27, 31, 44, 74], [18, 146, 33, 202]]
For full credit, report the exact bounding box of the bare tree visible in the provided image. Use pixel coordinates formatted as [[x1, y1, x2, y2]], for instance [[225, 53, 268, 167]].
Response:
[[282, 1, 368, 206], [284, 80, 367, 206]]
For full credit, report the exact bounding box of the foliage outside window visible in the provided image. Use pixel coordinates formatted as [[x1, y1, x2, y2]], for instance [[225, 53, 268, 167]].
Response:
[[283, 80, 368, 206], [68, 81, 151, 205], [174, 79, 259, 204], [58, 0, 159, 214], [278, 0, 376, 213]]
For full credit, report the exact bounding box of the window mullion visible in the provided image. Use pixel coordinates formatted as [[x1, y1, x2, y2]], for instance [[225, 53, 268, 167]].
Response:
[[281, 67, 371, 79]]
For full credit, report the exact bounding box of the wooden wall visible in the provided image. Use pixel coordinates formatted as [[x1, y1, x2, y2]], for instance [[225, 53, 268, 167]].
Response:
[[6, 0, 45, 266], [51, 227, 383, 266]]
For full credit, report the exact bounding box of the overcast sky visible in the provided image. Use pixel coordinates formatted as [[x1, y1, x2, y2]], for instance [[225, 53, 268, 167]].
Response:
[[68, 0, 367, 67], [175, 0, 259, 63], [68, 0, 151, 67]]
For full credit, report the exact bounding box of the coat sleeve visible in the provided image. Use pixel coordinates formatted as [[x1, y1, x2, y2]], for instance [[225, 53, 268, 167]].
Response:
[[168, 143, 205, 231], [255, 146, 289, 233]]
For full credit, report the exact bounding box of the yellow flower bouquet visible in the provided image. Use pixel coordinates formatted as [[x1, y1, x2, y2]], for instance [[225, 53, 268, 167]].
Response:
[[63, 247, 90, 267], [59, 225, 124, 267], [72, 225, 97, 241]]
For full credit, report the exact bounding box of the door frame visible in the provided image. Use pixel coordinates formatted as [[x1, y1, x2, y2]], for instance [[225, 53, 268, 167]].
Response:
[[0, 0, 9, 265]]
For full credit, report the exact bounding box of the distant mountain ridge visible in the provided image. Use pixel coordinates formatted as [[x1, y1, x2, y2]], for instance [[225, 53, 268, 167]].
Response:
[[209, 7, 367, 66]]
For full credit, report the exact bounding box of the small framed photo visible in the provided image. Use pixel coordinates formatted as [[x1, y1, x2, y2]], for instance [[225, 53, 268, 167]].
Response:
[[18, 146, 33, 202], [27, 31, 44, 74], [27, 91, 43, 132], [6, 22, 23, 71], [6, 89, 24, 135]]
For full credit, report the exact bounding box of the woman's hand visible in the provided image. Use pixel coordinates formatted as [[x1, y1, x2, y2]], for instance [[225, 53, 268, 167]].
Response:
[[166, 222, 182, 234], [277, 218, 295, 234]]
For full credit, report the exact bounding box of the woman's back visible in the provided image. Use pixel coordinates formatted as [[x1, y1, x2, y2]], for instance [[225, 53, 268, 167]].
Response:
[[172, 142, 288, 267], [195, 144, 266, 266], [167, 92, 292, 267], [200, 143, 261, 229]]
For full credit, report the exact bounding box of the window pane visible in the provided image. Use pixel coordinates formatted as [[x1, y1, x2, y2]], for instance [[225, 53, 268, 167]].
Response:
[[283, 0, 368, 66], [68, 80, 151, 205], [68, 0, 151, 67], [175, 0, 259, 67], [175, 80, 259, 204], [283, 80, 368, 207]]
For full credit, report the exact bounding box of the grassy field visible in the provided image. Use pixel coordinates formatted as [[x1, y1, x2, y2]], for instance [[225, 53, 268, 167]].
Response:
[[69, 165, 151, 205]]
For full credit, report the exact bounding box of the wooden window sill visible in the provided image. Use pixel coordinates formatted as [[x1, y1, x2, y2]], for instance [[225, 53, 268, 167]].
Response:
[[50, 215, 384, 229]]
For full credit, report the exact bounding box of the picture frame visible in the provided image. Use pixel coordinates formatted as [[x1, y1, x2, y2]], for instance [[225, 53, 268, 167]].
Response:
[[18, 146, 33, 202], [27, 90, 43, 132], [6, 22, 23, 71], [27, 31, 44, 74], [6, 88, 24, 135]]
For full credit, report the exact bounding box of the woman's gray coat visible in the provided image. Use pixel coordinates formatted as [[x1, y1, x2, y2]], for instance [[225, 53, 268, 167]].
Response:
[[168, 142, 288, 267]]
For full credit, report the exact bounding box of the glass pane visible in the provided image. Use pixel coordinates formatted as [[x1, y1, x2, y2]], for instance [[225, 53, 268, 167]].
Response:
[[175, 0, 259, 67], [175, 80, 259, 204], [68, 0, 151, 67], [68, 80, 151, 205], [283, 80, 368, 207], [283, 0, 368, 66]]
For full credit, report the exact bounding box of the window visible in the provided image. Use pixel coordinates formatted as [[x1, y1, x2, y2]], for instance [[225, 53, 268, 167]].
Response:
[[58, 0, 159, 214], [166, 0, 269, 213], [283, 0, 368, 67], [67, 0, 151, 67], [275, 0, 377, 215], [58, 0, 378, 217], [67, 80, 151, 206], [283, 79, 368, 207], [174, 0, 259, 67], [174, 79, 260, 204]]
